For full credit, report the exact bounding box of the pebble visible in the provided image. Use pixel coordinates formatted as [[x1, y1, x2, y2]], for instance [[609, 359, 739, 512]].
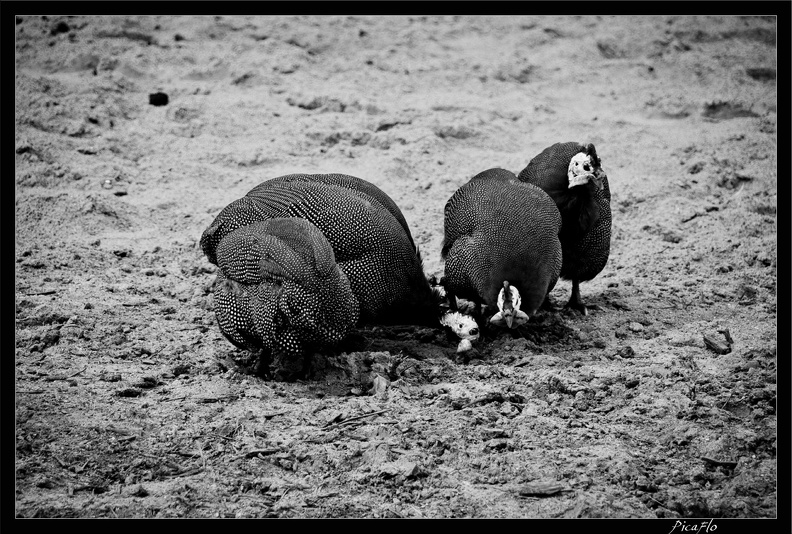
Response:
[[628, 322, 644, 332], [625, 377, 641, 389], [149, 92, 169, 106]]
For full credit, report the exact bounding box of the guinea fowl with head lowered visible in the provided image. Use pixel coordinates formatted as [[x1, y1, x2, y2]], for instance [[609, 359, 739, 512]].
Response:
[[201, 173, 441, 327], [212, 218, 359, 380], [202, 174, 481, 372], [518, 142, 612, 315], [441, 168, 562, 330]]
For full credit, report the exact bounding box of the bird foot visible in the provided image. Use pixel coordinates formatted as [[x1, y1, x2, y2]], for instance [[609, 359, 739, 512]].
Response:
[[565, 300, 589, 316]]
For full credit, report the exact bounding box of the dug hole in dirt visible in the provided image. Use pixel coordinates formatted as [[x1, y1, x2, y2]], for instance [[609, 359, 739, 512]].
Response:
[[15, 15, 777, 518]]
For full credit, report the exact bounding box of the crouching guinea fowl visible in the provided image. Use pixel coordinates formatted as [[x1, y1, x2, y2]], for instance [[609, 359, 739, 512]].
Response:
[[201, 174, 445, 344], [441, 168, 562, 329], [518, 142, 612, 315], [213, 218, 358, 379]]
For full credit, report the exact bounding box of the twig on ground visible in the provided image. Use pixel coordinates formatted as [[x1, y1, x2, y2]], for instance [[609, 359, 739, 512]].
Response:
[[163, 396, 189, 402], [701, 456, 738, 469], [242, 448, 281, 459], [646, 495, 676, 513], [67, 366, 88, 379], [44, 366, 88, 381], [718, 328, 734, 346], [720, 391, 733, 409], [196, 395, 239, 403], [324, 409, 389, 428], [164, 467, 204, 478], [461, 392, 509, 409]]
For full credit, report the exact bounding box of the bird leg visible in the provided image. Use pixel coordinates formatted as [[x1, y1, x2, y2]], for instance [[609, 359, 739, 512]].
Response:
[[445, 290, 459, 311], [566, 280, 588, 316], [540, 295, 561, 312], [253, 348, 273, 379]]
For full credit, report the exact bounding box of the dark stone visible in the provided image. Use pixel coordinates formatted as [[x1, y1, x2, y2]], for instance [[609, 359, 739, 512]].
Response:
[[115, 388, 143, 398], [50, 21, 70, 35], [149, 92, 169, 106]]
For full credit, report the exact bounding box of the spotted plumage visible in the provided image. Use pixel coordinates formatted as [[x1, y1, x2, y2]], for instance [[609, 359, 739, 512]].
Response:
[[517, 142, 612, 314], [441, 168, 562, 322], [212, 218, 358, 378], [201, 174, 440, 330]]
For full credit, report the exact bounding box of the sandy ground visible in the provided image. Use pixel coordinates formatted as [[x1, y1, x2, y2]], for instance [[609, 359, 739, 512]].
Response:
[[14, 14, 777, 518]]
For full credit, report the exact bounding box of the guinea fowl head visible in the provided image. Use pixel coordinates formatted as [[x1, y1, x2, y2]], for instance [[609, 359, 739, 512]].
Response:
[[489, 281, 530, 329], [567, 152, 604, 192], [439, 310, 480, 342]]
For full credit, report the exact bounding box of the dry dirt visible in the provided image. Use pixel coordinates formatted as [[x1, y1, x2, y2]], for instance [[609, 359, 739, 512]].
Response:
[[14, 14, 778, 519]]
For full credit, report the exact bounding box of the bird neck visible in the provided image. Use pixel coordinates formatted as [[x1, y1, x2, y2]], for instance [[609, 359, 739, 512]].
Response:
[[556, 183, 601, 237]]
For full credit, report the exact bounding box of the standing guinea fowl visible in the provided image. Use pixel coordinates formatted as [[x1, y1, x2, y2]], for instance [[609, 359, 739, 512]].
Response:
[[201, 173, 443, 330], [517, 142, 612, 315], [441, 168, 562, 329], [212, 218, 359, 379]]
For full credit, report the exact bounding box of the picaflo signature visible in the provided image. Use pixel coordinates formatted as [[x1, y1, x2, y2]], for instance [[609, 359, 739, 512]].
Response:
[[668, 519, 718, 533]]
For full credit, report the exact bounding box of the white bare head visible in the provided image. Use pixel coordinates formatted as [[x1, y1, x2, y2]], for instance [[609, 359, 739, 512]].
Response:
[[489, 281, 529, 329], [567, 152, 604, 190], [440, 311, 480, 342]]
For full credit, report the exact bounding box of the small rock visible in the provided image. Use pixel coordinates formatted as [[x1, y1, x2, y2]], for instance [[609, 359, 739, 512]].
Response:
[[635, 476, 658, 492], [50, 21, 70, 35], [735, 171, 757, 182], [115, 388, 143, 398], [370, 374, 390, 396], [628, 322, 644, 333], [172, 364, 191, 376], [482, 427, 508, 439], [129, 485, 149, 497], [100, 373, 122, 382], [149, 92, 169, 106], [518, 481, 565, 497], [625, 377, 640, 389], [379, 460, 423, 479]]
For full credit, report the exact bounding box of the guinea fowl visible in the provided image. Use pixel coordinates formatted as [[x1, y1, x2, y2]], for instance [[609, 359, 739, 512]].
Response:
[[212, 218, 358, 379], [441, 168, 562, 329], [518, 142, 612, 315], [201, 173, 445, 331]]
